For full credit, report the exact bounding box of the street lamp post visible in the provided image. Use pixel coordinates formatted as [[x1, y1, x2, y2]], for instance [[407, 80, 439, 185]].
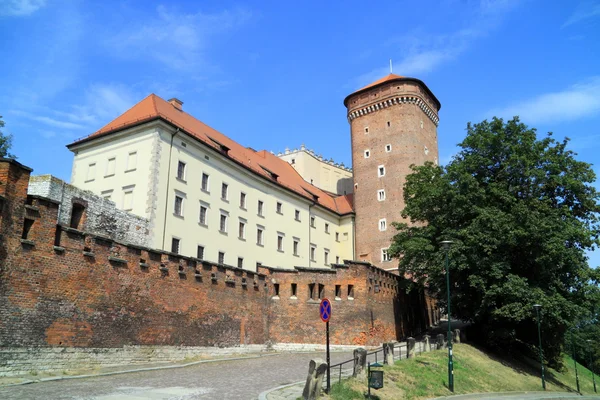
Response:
[[441, 240, 454, 392], [587, 340, 597, 393], [571, 330, 580, 393], [533, 304, 545, 390]]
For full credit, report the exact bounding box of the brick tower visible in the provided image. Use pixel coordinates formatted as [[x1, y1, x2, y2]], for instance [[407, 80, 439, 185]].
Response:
[[344, 74, 441, 269]]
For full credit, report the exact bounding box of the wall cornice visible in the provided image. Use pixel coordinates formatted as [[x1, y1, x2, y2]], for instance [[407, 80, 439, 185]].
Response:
[[347, 95, 439, 126]]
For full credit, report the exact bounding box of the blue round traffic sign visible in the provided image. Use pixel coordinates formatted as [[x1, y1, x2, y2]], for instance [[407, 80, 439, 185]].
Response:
[[320, 298, 331, 322]]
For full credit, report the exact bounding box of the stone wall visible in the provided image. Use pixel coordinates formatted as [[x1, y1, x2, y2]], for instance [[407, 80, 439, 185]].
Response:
[[0, 160, 436, 376], [27, 174, 151, 248]]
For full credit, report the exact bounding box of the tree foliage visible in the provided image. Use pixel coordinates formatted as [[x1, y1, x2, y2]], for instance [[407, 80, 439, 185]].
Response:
[[389, 117, 600, 366], [0, 116, 16, 159]]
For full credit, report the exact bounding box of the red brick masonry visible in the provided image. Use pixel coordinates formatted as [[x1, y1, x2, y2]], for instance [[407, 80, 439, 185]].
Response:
[[0, 159, 436, 370]]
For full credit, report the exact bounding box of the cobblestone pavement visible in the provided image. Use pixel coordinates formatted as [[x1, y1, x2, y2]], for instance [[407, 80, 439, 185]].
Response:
[[0, 351, 360, 400]]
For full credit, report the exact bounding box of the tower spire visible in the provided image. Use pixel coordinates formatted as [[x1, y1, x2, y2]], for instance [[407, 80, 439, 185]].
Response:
[[389, 59, 393, 74]]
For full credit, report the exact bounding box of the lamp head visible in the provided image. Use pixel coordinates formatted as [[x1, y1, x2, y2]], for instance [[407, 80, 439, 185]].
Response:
[[440, 240, 453, 250], [533, 304, 542, 309]]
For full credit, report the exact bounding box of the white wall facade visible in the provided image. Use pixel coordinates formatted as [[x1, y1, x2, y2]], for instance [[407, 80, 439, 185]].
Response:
[[69, 121, 354, 271]]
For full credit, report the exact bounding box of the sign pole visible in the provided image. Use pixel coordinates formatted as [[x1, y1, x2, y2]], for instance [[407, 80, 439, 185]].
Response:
[[326, 319, 330, 393]]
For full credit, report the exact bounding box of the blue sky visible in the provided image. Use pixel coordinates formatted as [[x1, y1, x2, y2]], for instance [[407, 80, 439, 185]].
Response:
[[1, 0, 599, 267]]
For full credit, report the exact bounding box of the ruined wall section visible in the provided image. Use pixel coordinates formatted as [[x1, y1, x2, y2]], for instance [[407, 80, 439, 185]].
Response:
[[27, 175, 151, 248]]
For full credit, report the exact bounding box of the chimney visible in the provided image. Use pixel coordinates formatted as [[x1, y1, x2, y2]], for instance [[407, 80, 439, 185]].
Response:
[[168, 98, 183, 111]]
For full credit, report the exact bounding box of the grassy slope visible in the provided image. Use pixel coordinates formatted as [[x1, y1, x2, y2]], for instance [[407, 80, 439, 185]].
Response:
[[329, 343, 598, 400]]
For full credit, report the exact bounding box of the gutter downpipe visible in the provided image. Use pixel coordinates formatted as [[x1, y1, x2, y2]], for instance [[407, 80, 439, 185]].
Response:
[[161, 128, 180, 251]]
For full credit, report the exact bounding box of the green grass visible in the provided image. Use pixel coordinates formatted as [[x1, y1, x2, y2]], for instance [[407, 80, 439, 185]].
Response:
[[328, 343, 599, 400]]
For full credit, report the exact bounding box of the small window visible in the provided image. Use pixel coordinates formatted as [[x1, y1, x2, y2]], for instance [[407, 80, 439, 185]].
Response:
[[86, 163, 96, 182], [238, 257, 244, 268], [257, 228, 264, 245], [318, 284, 325, 299], [197, 245, 204, 259], [199, 205, 208, 225], [310, 245, 316, 261], [291, 158, 295, 164], [324, 250, 329, 265], [424, 146, 429, 155], [291, 283, 297, 297], [364, 150, 370, 158], [101, 190, 113, 200], [126, 151, 137, 172], [378, 189, 385, 201], [293, 239, 299, 256], [310, 216, 315, 228], [122, 186, 134, 211], [276, 202, 282, 214], [385, 144, 392, 152], [348, 284, 355, 299], [258, 200, 264, 216], [324, 223, 329, 234], [420, 120, 424, 129], [174, 195, 184, 216], [308, 283, 316, 300], [343, 232, 349, 241], [70, 203, 85, 229], [379, 218, 387, 231], [105, 157, 116, 177], [335, 256, 340, 264], [219, 214, 228, 233], [387, 121, 391, 127], [335, 285, 341, 299], [221, 183, 228, 200], [335, 232, 340, 242], [239, 221, 246, 239], [22, 218, 34, 239], [382, 248, 391, 262], [240, 192, 246, 209], [171, 238, 180, 254], [274, 283, 280, 297], [177, 161, 186, 180], [295, 209, 300, 221], [378, 165, 385, 177], [218, 251, 225, 265], [277, 234, 284, 252], [201, 173, 210, 191], [364, 127, 369, 133]]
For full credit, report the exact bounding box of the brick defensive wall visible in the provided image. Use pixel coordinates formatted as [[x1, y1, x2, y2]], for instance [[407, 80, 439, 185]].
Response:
[[0, 159, 437, 376]]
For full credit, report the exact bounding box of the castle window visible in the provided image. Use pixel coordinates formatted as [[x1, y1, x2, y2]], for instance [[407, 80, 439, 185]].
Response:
[[308, 283, 316, 300], [70, 203, 86, 229], [291, 158, 295, 164], [336, 256, 340, 264], [379, 218, 387, 231], [387, 121, 391, 127], [291, 283, 297, 298], [258, 200, 264, 216], [199, 204, 208, 225], [174, 195, 184, 216], [335, 285, 341, 299], [221, 183, 228, 201], [238, 257, 244, 268], [276, 202, 283, 214], [318, 284, 325, 299], [197, 245, 204, 259], [310, 244, 316, 261], [378, 189, 386, 201], [126, 151, 137, 172], [310, 216, 315, 228], [324, 250, 329, 265], [382, 248, 391, 262], [364, 127, 369, 134], [420, 120, 424, 129], [295, 209, 301, 221], [335, 232, 339, 242], [171, 237, 180, 254], [277, 234, 284, 252], [240, 192, 246, 209], [177, 161, 186, 181], [86, 163, 96, 182], [257, 227, 264, 246], [293, 239, 299, 256], [274, 283, 280, 297], [378, 165, 385, 177], [101, 190, 113, 200], [218, 251, 225, 265], [219, 213, 228, 233], [122, 185, 134, 211], [239, 220, 246, 239], [201, 173, 210, 192], [105, 157, 116, 177], [324, 223, 329, 233], [348, 284, 355, 299], [364, 150, 370, 158], [22, 218, 34, 239], [424, 146, 429, 155], [385, 144, 392, 152]]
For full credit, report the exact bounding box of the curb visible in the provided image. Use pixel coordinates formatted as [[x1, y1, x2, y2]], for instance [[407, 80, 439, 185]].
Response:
[[427, 391, 595, 399], [257, 380, 304, 400]]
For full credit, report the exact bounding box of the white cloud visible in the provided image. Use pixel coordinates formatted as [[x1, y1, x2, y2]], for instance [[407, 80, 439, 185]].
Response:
[[9, 110, 86, 130], [0, 0, 46, 16], [562, 1, 600, 28], [486, 77, 600, 124], [108, 5, 251, 69], [351, 0, 521, 88]]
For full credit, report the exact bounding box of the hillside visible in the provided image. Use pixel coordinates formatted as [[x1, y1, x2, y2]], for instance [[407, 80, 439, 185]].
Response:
[[329, 343, 598, 399]]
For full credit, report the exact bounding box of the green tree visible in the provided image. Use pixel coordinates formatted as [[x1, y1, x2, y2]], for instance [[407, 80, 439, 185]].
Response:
[[0, 116, 16, 159], [389, 117, 600, 366]]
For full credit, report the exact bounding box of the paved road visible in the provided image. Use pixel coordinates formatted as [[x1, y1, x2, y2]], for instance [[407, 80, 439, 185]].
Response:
[[0, 351, 360, 400]]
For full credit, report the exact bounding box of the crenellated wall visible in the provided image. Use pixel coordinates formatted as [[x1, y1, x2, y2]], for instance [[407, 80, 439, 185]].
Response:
[[0, 159, 436, 376]]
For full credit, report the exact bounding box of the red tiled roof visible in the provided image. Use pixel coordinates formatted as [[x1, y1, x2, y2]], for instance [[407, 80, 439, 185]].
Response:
[[356, 73, 404, 92], [68, 94, 354, 216]]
